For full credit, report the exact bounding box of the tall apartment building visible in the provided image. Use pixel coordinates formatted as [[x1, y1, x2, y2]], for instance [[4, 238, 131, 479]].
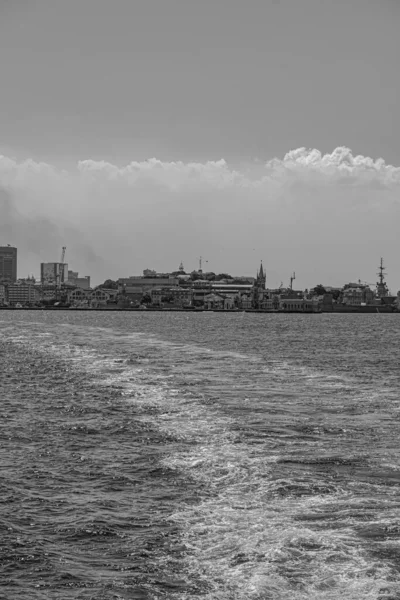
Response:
[[40, 262, 68, 285], [0, 245, 17, 283]]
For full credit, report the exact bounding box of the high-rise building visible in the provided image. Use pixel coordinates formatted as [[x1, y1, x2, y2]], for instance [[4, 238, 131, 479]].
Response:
[[0, 245, 17, 283], [40, 262, 68, 285]]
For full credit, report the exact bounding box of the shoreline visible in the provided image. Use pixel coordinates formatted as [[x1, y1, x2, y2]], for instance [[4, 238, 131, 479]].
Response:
[[0, 306, 397, 314]]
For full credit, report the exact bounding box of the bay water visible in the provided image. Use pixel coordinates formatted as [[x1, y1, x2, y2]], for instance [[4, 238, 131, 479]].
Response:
[[1, 311, 400, 599]]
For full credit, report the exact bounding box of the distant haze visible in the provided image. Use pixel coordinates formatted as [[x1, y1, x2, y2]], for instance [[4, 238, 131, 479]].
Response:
[[0, 0, 399, 289]]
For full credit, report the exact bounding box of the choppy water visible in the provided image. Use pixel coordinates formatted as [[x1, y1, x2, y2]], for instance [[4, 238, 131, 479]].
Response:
[[1, 311, 400, 599]]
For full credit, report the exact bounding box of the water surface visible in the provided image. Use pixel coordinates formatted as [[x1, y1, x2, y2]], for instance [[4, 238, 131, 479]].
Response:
[[1, 311, 400, 599]]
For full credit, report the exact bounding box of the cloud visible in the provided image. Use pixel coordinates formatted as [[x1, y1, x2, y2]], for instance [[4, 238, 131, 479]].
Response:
[[76, 147, 400, 189], [77, 157, 246, 189], [276, 147, 400, 186], [1, 147, 399, 289], [0, 184, 102, 280]]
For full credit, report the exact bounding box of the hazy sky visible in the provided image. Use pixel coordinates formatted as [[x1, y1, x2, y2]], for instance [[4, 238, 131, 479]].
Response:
[[0, 0, 399, 289]]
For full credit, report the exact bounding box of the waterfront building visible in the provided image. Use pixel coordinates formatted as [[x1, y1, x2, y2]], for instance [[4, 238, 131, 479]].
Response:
[[260, 296, 280, 311], [0, 284, 5, 303], [68, 288, 89, 306], [0, 245, 17, 283], [170, 286, 193, 306], [39, 287, 57, 302], [7, 281, 40, 305], [203, 293, 235, 310], [68, 271, 91, 290], [88, 288, 116, 307], [118, 276, 179, 302], [279, 298, 320, 312], [190, 280, 213, 306], [239, 293, 252, 309], [150, 286, 193, 307], [149, 288, 162, 306], [204, 293, 225, 310]]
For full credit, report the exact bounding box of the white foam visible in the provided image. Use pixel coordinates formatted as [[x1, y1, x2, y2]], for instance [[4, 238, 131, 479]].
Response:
[[3, 320, 400, 599]]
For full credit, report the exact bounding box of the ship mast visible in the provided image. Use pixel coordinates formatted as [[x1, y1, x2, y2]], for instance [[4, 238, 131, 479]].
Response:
[[376, 257, 389, 298], [378, 257, 385, 286]]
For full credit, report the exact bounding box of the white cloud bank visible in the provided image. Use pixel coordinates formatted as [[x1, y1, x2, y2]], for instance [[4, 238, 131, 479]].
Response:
[[77, 147, 400, 188], [1, 147, 399, 289]]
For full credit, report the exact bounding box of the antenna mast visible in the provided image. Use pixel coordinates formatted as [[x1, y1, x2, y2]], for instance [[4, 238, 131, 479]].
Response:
[[378, 257, 385, 285], [376, 257, 389, 298], [290, 272, 296, 290], [198, 256, 208, 273]]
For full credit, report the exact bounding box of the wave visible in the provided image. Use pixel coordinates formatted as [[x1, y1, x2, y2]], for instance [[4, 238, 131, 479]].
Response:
[[2, 318, 400, 598]]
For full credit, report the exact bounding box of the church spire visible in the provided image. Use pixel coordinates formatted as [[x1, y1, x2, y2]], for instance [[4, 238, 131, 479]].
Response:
[[257, 260, 266, 290]]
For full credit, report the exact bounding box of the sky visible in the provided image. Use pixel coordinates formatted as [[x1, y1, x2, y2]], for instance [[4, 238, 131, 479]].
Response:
[[0, 0, 399, 290]]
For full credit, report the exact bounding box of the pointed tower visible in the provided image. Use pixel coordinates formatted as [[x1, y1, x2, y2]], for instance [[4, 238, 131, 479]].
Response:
[[257, 261, 266, 290], [252, 261, 266, 308]]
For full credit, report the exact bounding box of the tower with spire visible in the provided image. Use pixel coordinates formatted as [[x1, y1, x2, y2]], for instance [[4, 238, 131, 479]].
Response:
[[257, 261, 266, 289], [252, 261, 266, 308]]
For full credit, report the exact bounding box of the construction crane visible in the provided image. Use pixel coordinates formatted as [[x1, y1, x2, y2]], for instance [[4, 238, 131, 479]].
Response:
[[198, 256, 208, 273], [290, 272, 296, 290], [55, 246, 67, 300], [57, 246, 66, 290]]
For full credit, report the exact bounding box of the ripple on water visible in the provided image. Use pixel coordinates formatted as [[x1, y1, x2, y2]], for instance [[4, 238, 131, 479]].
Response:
[[1, 313, 400, 599]]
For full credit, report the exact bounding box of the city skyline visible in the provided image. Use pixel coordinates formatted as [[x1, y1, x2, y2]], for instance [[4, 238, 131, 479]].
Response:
[[0, 242, 396, 298], [1, 1, 399, 289]]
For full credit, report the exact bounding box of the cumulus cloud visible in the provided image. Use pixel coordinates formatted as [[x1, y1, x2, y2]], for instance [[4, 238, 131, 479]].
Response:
[[276, 147, 400, 186], [1, 147, 399, 289], [77, 157, 246, 189], [76, 147, 400, 189]]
